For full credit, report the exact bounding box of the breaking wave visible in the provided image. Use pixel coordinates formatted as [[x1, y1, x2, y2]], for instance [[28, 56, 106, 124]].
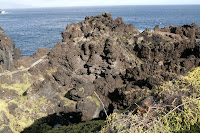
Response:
[[0, 11, 8, 14]]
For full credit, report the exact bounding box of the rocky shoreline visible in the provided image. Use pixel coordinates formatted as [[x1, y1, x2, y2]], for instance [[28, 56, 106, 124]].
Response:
[[0, 12, 200, 133]]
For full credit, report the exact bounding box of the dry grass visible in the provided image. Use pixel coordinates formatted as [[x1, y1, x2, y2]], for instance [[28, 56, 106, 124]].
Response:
[[101, 67, 200, 133]]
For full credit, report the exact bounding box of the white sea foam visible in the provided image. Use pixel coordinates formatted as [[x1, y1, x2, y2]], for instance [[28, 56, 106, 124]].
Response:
[[0, 11, 8, 14], [138, 29, 145, 33]]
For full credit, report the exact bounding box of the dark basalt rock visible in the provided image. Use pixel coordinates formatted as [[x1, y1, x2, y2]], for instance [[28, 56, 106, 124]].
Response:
[[0, 27, 21, 70], [29, 13, 200, 122], [1, 13, 200, 132]]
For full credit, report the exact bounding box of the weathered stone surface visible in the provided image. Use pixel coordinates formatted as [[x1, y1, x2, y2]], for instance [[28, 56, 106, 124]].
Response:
[[0, 126, 13, 133], [33, 48, 49, 59], [31, 13, 200, 121], [1, 13, 200, 132], [0, 27, 21, 70]]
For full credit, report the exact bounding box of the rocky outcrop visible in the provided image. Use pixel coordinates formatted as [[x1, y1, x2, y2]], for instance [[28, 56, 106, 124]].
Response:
[[29, 13, 200, 122], [0, 27, 21, 70], [30, 12, 140, 121], [0, 13, 200, 133]]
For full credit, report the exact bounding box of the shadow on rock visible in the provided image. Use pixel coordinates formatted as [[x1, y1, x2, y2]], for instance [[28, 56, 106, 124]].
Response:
[[21, 112, 105, 133]]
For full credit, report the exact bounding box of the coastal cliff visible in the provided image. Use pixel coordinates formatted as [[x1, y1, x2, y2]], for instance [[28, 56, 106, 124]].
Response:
[[0, 13, 200, 133], [0, 27, 21, 70]]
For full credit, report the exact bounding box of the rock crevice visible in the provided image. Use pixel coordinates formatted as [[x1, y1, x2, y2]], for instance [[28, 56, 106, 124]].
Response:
[[1, 13, 200, 133]]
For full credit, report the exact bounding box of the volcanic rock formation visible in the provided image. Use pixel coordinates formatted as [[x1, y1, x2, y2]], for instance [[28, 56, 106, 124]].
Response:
[[0, 27, 21, 70], [30, 12, 200, 121], [0, 12, 200, 133]]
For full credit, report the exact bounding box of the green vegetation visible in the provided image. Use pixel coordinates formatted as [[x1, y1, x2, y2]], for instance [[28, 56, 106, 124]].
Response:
[[22, 120, 105, 133], [48, 120, 105, 133], [87, 95, 101, 108], [0, 95, 54, 133], [0, 83, 31, 95], [101, 67, 200, 133], [0, 73, 31, 95], [18, 66, 25, 70], [0, 71, 56, 133], [46, 67, 57, 76]]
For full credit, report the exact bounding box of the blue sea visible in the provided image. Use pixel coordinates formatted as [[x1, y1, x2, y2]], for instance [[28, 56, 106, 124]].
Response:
[[0, 5, 200, 56]]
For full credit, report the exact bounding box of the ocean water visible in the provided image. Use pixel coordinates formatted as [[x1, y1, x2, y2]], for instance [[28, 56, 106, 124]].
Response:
[[0, 5, 200, 56]]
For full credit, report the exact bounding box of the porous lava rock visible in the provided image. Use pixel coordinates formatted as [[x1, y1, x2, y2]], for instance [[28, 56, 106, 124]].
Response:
[[30, 13, 200, 121], [1, 13, 200, 133]]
